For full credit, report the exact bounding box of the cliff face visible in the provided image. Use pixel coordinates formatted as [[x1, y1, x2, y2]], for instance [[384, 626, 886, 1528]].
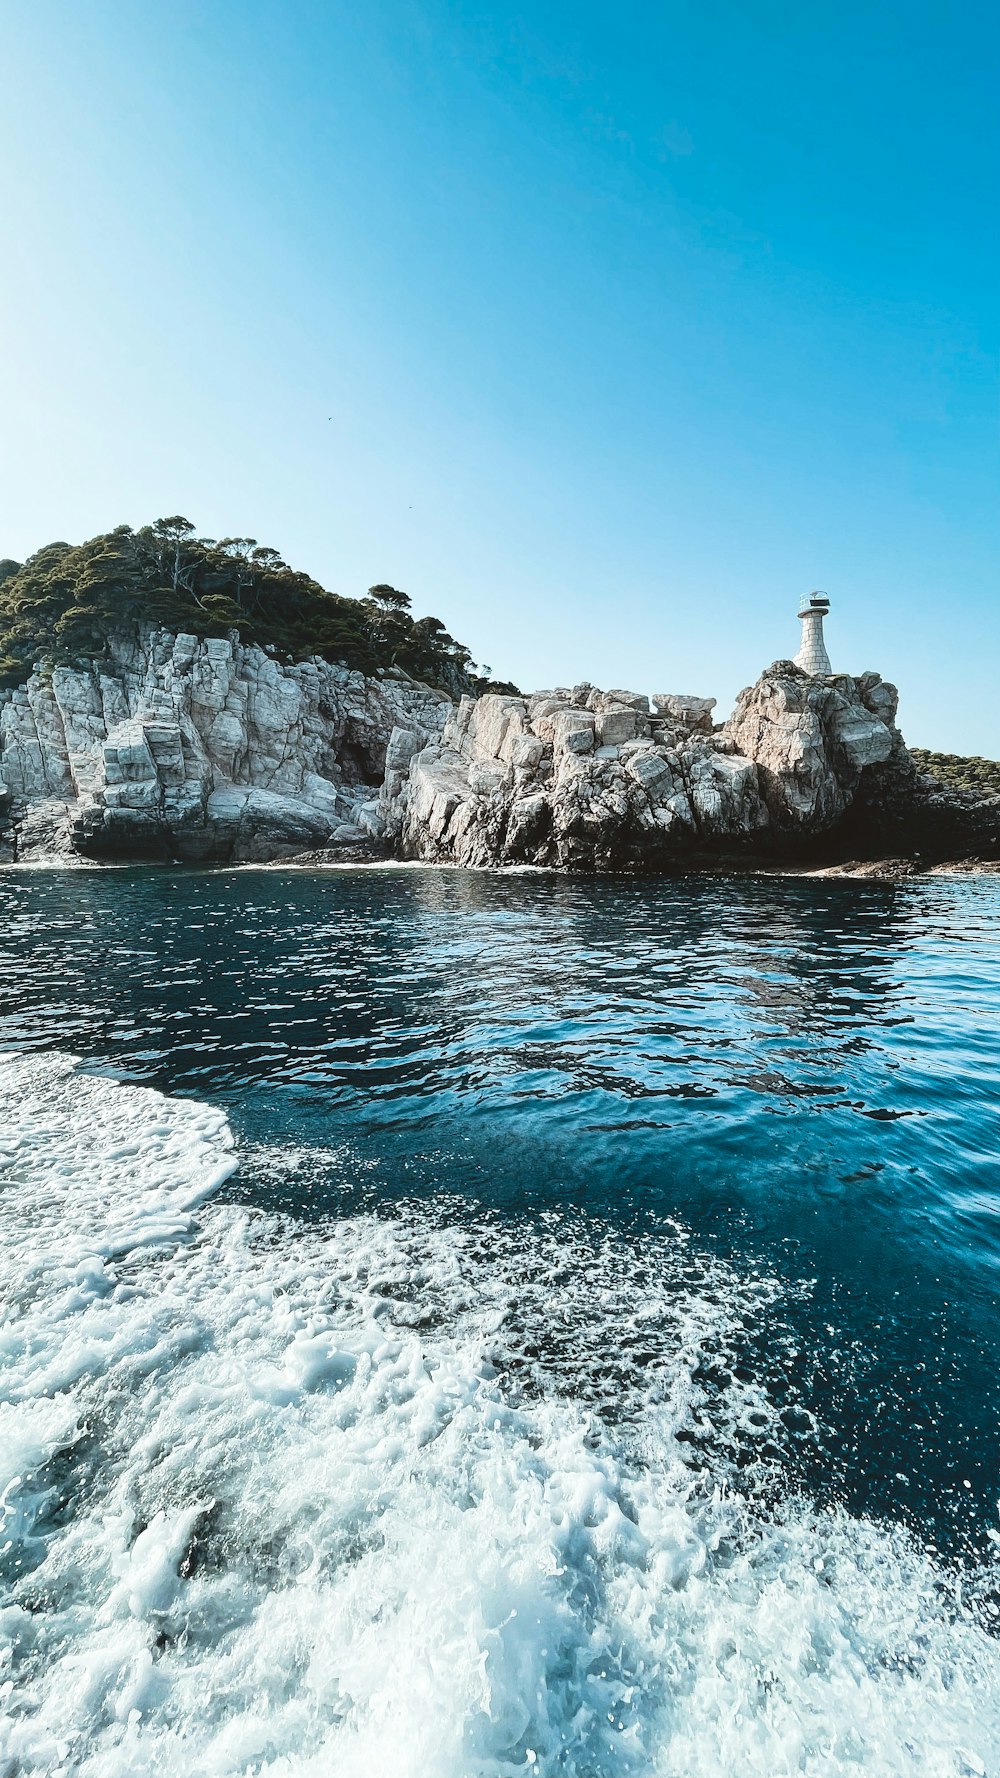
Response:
[[2, 635, 995, 869], [0, 628, 449, 862], [380, 663, 992, 870], [724, 664, 909, 831]]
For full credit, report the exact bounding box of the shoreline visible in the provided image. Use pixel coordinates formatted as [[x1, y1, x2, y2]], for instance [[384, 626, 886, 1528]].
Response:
[[2, 852, 998, 881]]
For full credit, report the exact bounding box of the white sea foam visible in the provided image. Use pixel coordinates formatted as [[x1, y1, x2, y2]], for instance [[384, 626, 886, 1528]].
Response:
[[1, 1052, 998, 1776]]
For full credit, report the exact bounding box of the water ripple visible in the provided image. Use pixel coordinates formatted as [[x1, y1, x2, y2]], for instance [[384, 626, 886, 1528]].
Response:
[[2, 865, 999, 1557]]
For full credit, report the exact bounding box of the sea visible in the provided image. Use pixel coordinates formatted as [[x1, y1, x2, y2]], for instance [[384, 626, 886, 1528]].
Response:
[[1, 863, 999, 1776]]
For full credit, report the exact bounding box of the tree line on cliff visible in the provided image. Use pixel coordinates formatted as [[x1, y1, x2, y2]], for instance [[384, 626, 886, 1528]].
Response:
[[0, 517, 507, 697]]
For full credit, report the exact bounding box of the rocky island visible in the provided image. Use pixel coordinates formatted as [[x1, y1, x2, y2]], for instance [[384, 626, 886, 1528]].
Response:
[[0, 523, 996, 871]]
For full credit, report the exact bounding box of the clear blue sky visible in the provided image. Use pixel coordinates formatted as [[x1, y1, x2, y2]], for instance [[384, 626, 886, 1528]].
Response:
[[1, 1, 997, 751]]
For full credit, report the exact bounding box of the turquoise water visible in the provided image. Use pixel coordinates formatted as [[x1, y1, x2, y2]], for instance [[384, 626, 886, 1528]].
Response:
[[2, 865, 999, 1773]]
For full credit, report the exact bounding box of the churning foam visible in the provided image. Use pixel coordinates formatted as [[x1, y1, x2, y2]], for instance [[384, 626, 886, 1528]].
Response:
[[1, 1052, 998, 1776]]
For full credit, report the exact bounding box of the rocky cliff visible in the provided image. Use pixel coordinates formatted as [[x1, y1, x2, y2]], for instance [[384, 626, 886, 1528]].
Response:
[[381, 663, 999, 870], [2, 633, 996, 870], [0, 627, 449, 862]]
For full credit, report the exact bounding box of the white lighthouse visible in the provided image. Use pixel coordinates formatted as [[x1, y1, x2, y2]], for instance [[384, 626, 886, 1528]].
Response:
[[795, 592, 832, 676]]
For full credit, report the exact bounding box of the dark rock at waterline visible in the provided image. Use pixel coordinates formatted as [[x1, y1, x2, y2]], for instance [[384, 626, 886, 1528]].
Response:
[[279, 841, 392, 868]]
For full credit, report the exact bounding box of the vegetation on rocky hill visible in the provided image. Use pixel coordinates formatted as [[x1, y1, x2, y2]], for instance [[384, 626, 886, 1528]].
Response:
[[910, 748, 1000, 799], [0, 518, 502, 696]]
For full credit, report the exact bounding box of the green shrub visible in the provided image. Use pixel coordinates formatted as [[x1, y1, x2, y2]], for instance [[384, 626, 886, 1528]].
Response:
[[910, 748, 1000, 798], [0, 519, 497, 696]]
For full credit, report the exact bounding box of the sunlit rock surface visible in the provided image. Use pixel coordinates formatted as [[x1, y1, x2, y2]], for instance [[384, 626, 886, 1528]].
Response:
[[2, 639, 996, 868], [381, 664, 923, 870], [0, 628, 449, 861]]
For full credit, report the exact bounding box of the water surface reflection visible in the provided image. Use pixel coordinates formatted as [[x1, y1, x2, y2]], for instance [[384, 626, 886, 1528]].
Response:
[[2, 864, 998, 1552]]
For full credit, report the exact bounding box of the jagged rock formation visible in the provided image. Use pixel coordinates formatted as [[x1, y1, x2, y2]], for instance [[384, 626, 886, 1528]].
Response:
[[381, 662, 996, 870], [0, 628, 449, 862], [724, 664, 907, 831], [2, 634, 996, 870]]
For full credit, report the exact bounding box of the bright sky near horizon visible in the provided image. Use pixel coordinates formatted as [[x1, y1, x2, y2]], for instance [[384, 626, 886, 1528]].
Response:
[[1, 1, 997, 752]]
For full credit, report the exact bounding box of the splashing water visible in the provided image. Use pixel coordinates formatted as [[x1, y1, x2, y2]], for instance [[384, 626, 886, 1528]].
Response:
[[1, 1051, 998, 1777]]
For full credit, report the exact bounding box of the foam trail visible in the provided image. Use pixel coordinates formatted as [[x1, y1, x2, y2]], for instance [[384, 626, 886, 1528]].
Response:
[[1, 1053, 998, 1776]]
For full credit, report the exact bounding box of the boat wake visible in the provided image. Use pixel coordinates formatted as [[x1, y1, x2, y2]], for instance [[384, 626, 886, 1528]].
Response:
[[1, 1053, 997, 1776]]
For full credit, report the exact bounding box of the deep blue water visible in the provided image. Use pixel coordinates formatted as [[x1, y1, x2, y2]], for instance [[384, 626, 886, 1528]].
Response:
[[3, 863, 998, 1569]]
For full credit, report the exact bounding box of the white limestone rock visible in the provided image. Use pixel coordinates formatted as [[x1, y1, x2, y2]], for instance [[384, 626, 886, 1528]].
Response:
[[550, 709, 596, 756], [652, 694, 717, 733], [625, 747, 673, 795], [382, 663, 912, 871], [9, 797, 81, 862], [723, 663, 905, 831], [596, 707, 640, 747], [0, 626, 450, 862], [0, 639, 921, 871]]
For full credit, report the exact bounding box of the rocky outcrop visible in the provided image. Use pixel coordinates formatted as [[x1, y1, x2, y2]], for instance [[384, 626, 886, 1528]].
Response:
[[3, 636, 995, 871], [0, 628, 449, 862], [381, 662, 995, 871], [724, 663, 910, 830]]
